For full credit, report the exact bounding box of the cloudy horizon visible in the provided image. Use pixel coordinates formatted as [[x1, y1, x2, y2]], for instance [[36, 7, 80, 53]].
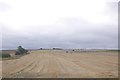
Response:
[[0, 0, 119, 50]]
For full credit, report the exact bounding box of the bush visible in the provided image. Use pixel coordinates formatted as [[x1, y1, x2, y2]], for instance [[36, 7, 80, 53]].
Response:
[[1, 54, 11, 58]]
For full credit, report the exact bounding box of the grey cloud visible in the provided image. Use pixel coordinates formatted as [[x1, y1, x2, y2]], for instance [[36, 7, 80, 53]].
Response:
[[2, 17, 118, 49]]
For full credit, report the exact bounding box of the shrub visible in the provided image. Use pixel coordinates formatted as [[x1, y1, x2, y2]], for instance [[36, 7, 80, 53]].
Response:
[[1, 54, 11, 58]]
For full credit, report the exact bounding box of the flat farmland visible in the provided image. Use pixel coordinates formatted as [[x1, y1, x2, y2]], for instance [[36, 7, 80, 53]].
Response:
[[2, 50, 118, 78]]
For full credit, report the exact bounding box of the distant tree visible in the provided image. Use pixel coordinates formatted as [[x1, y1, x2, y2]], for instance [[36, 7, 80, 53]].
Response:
[[53, 48, 62, 50], [40, 48, 42, 50], [53, 48, 55, 50], [15, 46, 28, 55]]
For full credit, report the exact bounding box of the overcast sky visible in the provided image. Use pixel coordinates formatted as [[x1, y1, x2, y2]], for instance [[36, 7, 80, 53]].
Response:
[[0, 0, 119, 50]]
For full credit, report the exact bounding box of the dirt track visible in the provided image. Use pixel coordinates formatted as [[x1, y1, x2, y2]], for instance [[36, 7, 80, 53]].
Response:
[[2, 50, 118, 78]]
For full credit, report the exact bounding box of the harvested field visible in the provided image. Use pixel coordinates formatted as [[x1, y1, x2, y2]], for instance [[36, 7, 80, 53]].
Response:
[[2, 50, 118, 78]]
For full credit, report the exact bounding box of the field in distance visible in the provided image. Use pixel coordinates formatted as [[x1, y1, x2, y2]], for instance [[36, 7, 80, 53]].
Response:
[[2, 50, 118, 78]]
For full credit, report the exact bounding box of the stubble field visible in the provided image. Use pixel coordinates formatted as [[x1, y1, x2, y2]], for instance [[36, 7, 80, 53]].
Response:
[[2, 50, 118, 78]]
